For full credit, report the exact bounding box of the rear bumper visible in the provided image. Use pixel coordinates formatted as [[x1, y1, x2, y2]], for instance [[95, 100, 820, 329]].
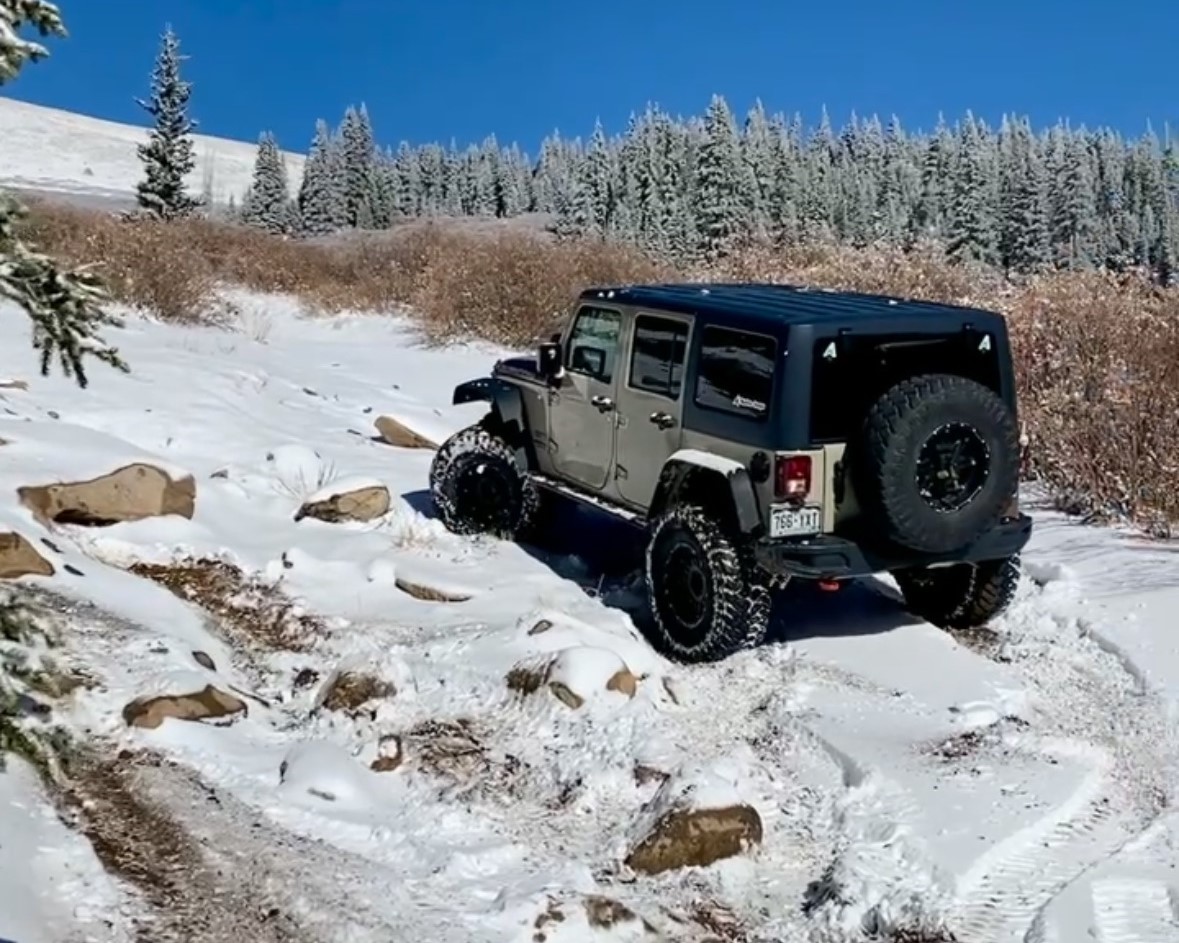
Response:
[[753, 513, 1034, 581]]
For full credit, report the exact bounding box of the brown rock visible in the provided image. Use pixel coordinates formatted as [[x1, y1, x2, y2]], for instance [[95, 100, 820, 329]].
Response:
[[0, 379, 28, 391], [506, 661, 549, 696], [527, 618, 554, 635], [317, 670, 395, 713], [634, 764, 670, 787], [369, 734, 403, 773], [625, 804, 763, 875], [0, 531, 54, 579], [394, 576, 471, 602], [19, 462, 196, 527], [606, 668, 638, 699], [582, 895, 638, 929], [122, 685, 247, 730], [548, 681, 585, 710], [373, 415, 436, 449], [192, 651, 216, 671], [295, 484, 390, 523]]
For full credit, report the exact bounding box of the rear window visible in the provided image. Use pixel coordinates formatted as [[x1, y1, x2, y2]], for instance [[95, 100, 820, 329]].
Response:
[[693, 326, 777, 421]]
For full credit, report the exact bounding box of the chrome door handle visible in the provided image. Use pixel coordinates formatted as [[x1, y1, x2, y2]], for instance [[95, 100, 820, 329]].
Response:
[[649, 411, 675, 429], [591, 395, 615, 412]]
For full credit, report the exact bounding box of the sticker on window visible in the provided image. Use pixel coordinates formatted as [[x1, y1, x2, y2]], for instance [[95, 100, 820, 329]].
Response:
[[732, 394, 766, 413]]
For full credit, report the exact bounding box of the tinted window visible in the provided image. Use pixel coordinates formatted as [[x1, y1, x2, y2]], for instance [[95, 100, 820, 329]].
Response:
[[628, 315, 689, 398], [694, 326, 777, 421], [565, 306, 621, 382]]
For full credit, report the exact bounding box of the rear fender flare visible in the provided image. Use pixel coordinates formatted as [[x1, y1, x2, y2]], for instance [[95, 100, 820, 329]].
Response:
[[649, 449, 761, 535]]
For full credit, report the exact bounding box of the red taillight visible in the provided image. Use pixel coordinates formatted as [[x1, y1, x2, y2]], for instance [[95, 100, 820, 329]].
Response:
[[775, 454, 812, 500]]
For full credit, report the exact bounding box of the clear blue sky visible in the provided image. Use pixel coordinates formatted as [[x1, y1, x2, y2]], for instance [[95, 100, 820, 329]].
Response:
[[5, 0, 1177, 155]]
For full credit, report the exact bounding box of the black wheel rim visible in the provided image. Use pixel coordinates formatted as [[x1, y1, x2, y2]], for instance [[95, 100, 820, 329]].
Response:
[[453, 456, 519, 531], [655, 530, 712, 644], [914, 422, 990, 513]]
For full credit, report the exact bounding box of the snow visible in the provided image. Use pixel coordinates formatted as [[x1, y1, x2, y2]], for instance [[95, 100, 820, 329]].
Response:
[[0, 292, 1178, 941], [0, 96, 305, 206]]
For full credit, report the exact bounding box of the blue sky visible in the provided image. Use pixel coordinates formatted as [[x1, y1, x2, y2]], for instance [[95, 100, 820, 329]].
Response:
[[5, 0, 1177, 155]]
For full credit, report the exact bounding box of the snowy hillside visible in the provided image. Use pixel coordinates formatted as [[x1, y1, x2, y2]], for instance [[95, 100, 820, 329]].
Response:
[[0, 96, 305, 205], [1, 292, 1178, 943]]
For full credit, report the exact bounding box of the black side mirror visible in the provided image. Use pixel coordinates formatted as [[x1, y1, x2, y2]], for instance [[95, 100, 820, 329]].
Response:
[[538, 341, 562, 382]]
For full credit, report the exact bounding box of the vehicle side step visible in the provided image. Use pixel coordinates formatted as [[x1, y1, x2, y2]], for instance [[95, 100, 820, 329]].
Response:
[[529, 473, 647, 526]]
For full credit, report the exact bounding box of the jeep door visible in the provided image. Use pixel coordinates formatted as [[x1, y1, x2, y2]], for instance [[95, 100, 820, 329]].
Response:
[[548, 304, 624, 490], [613, 311, 692, 508]]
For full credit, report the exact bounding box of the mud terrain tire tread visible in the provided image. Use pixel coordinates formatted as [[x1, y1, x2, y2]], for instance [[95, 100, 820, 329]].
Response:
[[644, 503, 771, 663], [429, 416, 540, 539], [859, 373, 1020, 554], [894, 554, 1022, 629]]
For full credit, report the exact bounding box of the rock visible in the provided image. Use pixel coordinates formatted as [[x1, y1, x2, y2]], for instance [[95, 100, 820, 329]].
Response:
[[316, 669, 395, 713], [122, 685, 247, 730], [606, 668, 638, 698], [295, 483, 390, 523], [19, 462, 196, 526], [507, 648, 639, 710], [394, 576, 471, 602], [0, 531, 54, 579], [373, 415, 436, 449], [369, 734, 403, 773], [625, 804, 763, 875], [192, 651, 216, 671], [582, 895, 653, 933], [292, 667, 320, 690], [0, 379, 28, 390], [528, 618, 554, 635], [634, 764, 670, 787]]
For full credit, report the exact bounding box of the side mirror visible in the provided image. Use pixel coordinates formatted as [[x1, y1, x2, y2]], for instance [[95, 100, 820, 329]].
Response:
[[538, 341, 562, 382]]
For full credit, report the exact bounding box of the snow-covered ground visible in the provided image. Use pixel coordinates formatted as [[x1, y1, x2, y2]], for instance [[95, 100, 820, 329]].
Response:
[[1, 289, 1178, 943], [0, 96, 305, 206]]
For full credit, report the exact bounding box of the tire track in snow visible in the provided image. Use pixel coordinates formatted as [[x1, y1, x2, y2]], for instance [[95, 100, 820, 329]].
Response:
[[1091, 878, 1179, 943], [949, 739, 1132, 943], [946, 577, 1179, 943]]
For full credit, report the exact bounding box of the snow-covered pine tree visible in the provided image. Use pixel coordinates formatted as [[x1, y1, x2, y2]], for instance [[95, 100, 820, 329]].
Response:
[[946, 113, 998, 265], [695, 95, 746, 258], [297, 119, 347, 235], [134, 25, 200, 220], [240, 132, 291, 234], [339, 104, 376, 227], [0, 0, 128, 388]]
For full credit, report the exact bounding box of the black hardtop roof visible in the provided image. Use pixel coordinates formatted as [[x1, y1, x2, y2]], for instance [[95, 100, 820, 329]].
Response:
[[577, 282, 1003, 329]]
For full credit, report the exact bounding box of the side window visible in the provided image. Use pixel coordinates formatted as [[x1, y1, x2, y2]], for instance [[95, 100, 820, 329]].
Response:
[[628, 314, 689, 399], [565, 306, 622, 383], [694, 325, 777, 421]]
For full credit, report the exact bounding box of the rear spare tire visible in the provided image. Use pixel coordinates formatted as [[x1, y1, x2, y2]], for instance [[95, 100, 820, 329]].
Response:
[[857, 374, 1019, 554]]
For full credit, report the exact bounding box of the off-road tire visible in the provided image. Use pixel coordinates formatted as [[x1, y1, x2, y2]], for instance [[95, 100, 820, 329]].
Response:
[[644, 503, 772, 663], [429, 417, 540, 539], [858, 373, 1020, 555], [892, 554, 1022, 629]]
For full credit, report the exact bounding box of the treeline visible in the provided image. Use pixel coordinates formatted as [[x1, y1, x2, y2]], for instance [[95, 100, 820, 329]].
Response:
[[129, 26, 1177, 283]]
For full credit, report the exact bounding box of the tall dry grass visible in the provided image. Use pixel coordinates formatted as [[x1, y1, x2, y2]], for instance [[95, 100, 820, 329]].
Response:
[[16, 200, 1179, 535]]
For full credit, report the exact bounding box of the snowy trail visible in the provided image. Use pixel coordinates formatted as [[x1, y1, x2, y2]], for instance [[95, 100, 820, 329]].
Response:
[[3, 298, 1179, 941], [1090, 878, 1179, 943], [945, 575, 1179, 943]]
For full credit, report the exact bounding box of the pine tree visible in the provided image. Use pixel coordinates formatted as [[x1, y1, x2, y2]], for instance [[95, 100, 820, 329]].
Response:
[[297, 119, 347, 235], [695, 95, 745, 258], [241, 132, 291, 234], [134, 25, 200, 220], [339, 104, 376, 227], [0, 0, 128, 388]]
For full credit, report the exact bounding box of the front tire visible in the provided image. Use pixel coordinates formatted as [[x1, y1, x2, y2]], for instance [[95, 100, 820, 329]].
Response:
[[429, 418, 540, 539], [892, 554, 1021, 629], [644, 504, 771, 663]]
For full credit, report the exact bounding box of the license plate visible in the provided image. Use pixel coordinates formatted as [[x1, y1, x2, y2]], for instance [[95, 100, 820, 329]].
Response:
[[769, 504, 822, 538]]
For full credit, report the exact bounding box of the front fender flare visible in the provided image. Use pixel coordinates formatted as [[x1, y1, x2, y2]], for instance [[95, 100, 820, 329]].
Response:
[[452, 377, 532, 468]]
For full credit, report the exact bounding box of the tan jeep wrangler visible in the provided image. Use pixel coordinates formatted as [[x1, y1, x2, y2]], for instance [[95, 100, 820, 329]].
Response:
[[429, 282, 1032, 663]]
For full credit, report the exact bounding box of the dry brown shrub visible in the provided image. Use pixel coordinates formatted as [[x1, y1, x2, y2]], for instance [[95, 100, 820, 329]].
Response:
[[19, 199, 1179, 532], [129, 557, 323, 652], [407, 230, 669, 346]]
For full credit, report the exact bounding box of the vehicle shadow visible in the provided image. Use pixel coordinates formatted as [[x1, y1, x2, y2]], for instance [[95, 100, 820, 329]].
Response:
[[401, 488, 920, 646]]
